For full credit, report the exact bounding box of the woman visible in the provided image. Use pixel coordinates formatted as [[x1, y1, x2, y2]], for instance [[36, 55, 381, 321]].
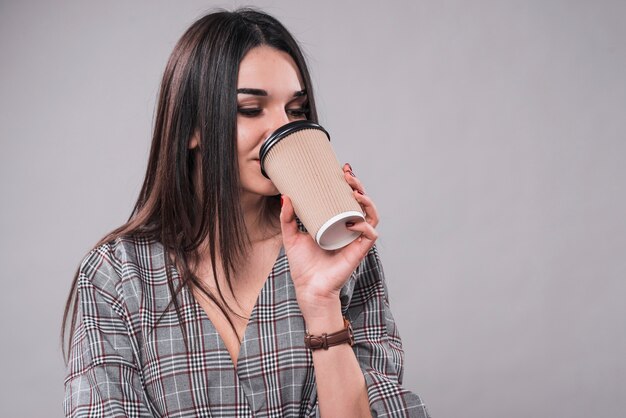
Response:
[[62, 8, 430, 418]]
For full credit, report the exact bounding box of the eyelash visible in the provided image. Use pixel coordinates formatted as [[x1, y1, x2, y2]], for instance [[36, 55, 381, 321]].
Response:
[[237, 106, 309, 118], [287, 108, 308, 117], [237, 108, 262, 117]]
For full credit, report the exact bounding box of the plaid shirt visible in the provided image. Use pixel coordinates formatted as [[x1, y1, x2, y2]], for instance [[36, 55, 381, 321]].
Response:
[[64, 235, 430, 417]]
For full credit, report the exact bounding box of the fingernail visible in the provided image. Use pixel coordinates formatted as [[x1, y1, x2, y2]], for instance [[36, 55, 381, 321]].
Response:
[[349, 171, 356, 177], [346, 221, 355, 227]]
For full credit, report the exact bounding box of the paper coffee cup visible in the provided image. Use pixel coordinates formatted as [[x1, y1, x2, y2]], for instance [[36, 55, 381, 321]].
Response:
[[259, 121, 365, 250]]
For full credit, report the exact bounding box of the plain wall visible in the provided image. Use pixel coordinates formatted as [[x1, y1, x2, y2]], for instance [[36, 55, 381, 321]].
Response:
[[1, 0, 624, 417]]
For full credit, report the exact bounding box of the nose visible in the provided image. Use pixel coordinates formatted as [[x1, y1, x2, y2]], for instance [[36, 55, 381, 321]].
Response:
[[263, 107, 292, 139]]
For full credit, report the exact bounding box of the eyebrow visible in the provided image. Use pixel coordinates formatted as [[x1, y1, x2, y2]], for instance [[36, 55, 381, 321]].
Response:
[[237, 88, 307, 97], [237, 88, 267, 96]]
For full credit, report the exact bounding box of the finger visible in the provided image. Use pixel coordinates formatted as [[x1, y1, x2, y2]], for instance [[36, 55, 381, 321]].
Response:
[[279, 195, 300, 246], [343, 220, 378, 259], [346, 219, 378, 242], [342, 163, 366, 195], [343, 172, 366, 195], [353, 190, 379, 228]]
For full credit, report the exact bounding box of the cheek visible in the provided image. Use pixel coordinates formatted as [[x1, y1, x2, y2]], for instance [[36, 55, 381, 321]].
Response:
[[236, 119, 258, 154], [236, 130, 257, 176]]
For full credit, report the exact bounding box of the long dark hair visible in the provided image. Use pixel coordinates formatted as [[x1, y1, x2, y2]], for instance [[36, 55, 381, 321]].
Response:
[[61, 8, 318, 362]]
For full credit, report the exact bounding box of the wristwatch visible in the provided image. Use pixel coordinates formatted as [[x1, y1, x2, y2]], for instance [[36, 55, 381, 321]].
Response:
[[304, 317, 355, 350]]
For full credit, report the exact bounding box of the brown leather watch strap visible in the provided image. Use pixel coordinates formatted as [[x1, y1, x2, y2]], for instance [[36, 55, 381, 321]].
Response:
[[304, 317, 355, 350]]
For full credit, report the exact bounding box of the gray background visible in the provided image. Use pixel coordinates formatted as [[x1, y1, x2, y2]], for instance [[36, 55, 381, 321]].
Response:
[[1, 0, 624, 417]]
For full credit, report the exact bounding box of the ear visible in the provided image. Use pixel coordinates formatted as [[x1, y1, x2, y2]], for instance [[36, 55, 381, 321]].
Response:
[[188, 131, 200, 149]]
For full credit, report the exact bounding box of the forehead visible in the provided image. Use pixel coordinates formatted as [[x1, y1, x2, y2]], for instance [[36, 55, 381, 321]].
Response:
[[237, 46, 303, 91]]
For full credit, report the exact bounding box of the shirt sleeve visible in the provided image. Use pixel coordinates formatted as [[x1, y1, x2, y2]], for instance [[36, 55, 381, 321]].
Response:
[[345, 246, 431, 418], [64, 246, 155, 418]]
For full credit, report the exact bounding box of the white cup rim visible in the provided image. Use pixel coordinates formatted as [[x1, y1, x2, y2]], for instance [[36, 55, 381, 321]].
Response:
[[315, 211, 365, 250]]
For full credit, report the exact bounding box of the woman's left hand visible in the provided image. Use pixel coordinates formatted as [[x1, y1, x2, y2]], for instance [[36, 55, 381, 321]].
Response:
[[279, 163, 379, 321]]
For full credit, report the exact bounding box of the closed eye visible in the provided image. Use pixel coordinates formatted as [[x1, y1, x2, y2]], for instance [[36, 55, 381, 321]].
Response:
[[287, 107, 308, 118], [237, 108, 262, 117], [287, 99, 309, 118]]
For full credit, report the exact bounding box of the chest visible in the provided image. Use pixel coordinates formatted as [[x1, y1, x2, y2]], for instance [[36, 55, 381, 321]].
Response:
[[193, 240, 284, 366], [139, 252, 318, 416]]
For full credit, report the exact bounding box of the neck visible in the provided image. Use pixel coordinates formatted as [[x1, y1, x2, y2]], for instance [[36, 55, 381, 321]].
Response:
[[195, 193, 279, 270], [239, 190, 280, 243], [190, 151, 280, 248]]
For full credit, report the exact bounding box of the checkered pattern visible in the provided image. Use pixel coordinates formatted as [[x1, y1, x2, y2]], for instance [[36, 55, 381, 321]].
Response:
[[64, 235, 430, 417]]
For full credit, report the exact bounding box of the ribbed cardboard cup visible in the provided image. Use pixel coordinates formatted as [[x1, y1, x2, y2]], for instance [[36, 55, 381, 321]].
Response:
[[260, 121, 365, 250]]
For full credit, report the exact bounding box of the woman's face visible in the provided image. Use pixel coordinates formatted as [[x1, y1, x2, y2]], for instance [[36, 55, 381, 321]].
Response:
[[236, 46, 308, 199]]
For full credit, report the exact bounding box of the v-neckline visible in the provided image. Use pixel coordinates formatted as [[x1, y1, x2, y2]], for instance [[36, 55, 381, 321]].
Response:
[[186, 245, 285, 370]]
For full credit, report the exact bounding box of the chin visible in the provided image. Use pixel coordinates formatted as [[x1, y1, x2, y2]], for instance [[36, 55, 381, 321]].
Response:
[[256, 174, 280, 196], [261, 185, 280, 196], [242, 179, 280, 197]]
